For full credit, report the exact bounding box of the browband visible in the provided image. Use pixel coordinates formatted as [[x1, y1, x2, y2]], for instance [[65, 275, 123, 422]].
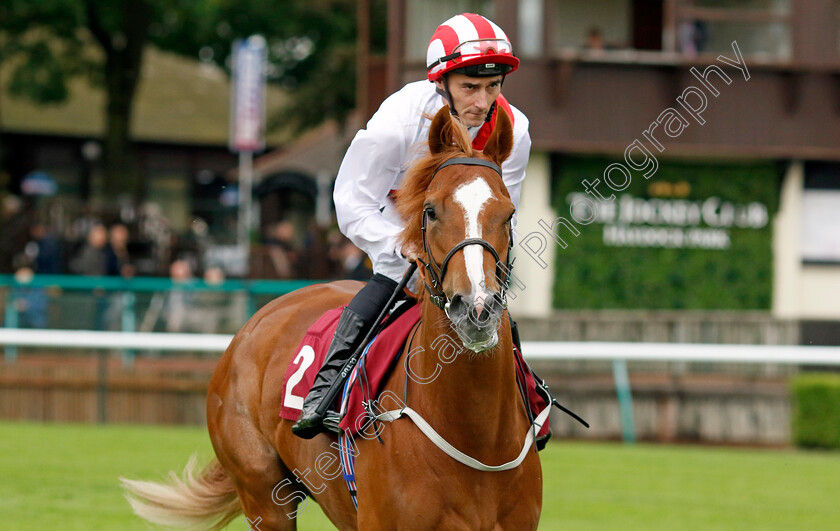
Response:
[[432, 157, 502, 178]]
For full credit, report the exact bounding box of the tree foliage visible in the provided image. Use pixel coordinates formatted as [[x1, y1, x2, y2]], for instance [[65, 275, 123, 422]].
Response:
[[0, 0, 358, 198], [0, 1, 93, 103], [146, 0, 358, 133]]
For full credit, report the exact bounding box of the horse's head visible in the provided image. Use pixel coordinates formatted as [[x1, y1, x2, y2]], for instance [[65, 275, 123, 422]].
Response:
[[396, 106, 515, 353]]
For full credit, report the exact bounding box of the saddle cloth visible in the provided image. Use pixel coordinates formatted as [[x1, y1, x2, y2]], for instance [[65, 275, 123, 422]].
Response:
[[279, 303, 550, 440]]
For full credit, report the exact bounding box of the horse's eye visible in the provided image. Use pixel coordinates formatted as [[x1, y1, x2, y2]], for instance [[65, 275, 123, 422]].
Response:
[[425, 207, 437, 221]]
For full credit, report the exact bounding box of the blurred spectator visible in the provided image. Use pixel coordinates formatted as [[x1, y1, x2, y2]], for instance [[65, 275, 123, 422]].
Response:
[[69, 223, 108, 276], [105, 223, 135, 278], [265, 220, 299, 278], [138, 201, 172, 273], [179, 217, 212, 270], [8, 221, 63, 329], [192, 265, 229, 333], [204, 264, 225, 285], [66, 205, 100, 253], [326, 230, 371, 281], [69, 224, 109, 329], [10, 258, 48, 328], [339, 238, 372, 281], [162, 259, 233, 334], [164, 259, 195, 333], [25, 221, 63, 275], [0, 195, 31, 274], [102, 223, 135, 330], [679, 20, 708, 57], [584, 26, 605, 51], [325, 229, 344, 278]]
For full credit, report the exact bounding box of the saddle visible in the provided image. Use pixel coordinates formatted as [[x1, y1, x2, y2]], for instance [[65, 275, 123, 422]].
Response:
[[279, 301, 553, 444]]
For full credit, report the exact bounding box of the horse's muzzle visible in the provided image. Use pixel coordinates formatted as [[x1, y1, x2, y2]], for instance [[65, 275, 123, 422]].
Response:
[[445, 292, 505, 353]]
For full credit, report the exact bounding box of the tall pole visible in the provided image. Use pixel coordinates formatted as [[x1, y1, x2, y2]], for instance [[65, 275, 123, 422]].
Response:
[[230, 35, 266, 277], [237, 150, 254, 271], [357, 0, 370, 119]]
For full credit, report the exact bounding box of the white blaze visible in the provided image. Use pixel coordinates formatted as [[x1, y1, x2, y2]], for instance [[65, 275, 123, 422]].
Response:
[[453, 178, 494, 307]]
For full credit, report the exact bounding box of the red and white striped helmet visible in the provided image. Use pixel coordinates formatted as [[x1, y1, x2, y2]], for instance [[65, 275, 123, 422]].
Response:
[[426, 13, 519, 82]]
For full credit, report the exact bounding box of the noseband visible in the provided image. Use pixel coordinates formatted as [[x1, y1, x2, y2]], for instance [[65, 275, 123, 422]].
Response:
[[415, 157, 515, 309]]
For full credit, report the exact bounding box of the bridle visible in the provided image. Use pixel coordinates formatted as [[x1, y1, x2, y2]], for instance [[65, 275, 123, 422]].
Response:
[[415, 157, 515, 309]]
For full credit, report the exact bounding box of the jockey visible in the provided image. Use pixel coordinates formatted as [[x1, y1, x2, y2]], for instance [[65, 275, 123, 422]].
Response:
[[293, 13, 532, 439]]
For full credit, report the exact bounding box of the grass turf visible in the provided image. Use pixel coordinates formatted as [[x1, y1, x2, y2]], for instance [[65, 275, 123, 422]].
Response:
[[1, 421, 838, 530]]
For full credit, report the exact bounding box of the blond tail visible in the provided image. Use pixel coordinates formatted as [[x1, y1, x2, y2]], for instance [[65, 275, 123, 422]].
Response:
[[121, 455, 241, 530]]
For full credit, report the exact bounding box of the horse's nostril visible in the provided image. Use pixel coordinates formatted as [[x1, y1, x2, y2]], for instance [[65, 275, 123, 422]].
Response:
[[447, 294, 468, 317], [477, 294, 503, 322], [487, 293, 503, 314]]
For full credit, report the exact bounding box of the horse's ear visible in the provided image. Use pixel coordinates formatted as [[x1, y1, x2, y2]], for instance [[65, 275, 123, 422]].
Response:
[[428, 106, 453, 155], [483, 106, 514, 166]]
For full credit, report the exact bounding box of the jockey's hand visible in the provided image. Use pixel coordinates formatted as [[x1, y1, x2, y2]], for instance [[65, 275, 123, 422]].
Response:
[[400, 242, 419, 263]]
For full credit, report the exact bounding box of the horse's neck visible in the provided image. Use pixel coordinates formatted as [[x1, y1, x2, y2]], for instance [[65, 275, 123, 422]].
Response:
[[406, 301, 529, 455]]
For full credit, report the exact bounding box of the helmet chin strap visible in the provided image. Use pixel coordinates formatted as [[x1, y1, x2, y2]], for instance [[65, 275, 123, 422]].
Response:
[[435, 74, 458, 117]]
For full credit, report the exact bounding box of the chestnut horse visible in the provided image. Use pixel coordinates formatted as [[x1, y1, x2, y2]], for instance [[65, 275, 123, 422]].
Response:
[[122, 106, 543, 530]]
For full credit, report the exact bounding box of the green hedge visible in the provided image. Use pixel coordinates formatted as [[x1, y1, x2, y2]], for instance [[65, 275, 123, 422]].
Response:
[[550, 157, 780, 309], [792, 373, 840, 449]]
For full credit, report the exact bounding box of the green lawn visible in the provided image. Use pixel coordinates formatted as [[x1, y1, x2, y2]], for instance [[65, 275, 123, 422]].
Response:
[[1, 421, 838, 530]]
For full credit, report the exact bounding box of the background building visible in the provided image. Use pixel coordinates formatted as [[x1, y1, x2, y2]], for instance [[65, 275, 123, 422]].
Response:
[[358, 0, 840, 341]]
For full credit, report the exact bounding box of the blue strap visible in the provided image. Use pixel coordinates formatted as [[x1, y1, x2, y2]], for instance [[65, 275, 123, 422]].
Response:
[[338, 431, 359, 509]]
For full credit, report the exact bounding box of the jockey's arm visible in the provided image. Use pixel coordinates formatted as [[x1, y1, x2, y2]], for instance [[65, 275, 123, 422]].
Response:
[[500, 111, 532, 245], [333, 113, 409, 270]]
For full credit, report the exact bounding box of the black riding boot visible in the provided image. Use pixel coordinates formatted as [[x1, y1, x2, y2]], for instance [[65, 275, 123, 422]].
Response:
[[291, 307, 368, 439], [292, 273, 400, 439]]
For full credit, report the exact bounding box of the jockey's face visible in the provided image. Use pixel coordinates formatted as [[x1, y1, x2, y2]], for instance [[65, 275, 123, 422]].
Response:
[[436, 73, 503, 127]]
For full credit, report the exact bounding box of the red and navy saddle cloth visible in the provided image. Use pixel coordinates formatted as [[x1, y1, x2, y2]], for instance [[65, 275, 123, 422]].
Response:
[[279, 301, 552, 442]]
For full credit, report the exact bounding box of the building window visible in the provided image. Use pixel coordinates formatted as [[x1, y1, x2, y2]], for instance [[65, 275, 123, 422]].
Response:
[[675, 0, 791, 59], [518, 0, 544, 58], [548, 0, 791, 60], [801, 162, 840, 264], [551, 0, 633, 53], [404, 0, 495, 61]]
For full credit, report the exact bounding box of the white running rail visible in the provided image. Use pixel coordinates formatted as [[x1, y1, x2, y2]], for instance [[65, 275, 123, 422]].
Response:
[[0, 328, 232, 353], [1, 328, 839, 364]]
